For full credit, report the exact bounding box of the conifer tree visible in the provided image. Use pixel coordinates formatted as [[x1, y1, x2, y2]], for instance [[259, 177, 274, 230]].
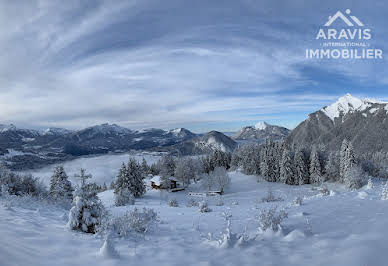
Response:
[[280, 148, 294, 185], [340, 139, 356, 183], [294, 150, 309, 185], [49, 166, 73, 201], [68, 169, 105, 233], [310, 147, 323, 184]]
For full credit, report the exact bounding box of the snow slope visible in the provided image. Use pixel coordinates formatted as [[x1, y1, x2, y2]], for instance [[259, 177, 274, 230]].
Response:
[[20, 152, 162, 186], [1, 172, 388, 266]]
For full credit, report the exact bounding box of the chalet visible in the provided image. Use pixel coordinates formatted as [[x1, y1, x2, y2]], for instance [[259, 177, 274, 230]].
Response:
[[150, 176, 179, 190]]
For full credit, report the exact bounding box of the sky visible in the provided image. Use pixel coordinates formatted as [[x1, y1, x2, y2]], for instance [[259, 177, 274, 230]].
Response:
[[0, 0, 388, 133]]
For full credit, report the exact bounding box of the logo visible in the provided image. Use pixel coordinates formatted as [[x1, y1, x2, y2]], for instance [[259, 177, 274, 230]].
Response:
[[305, 9, 383, 60], [324, 9, 363, 27]]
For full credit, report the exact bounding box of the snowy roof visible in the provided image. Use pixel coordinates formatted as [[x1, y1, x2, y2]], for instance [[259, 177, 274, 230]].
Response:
[[150, 176, 161, 186], [169, 177, 179, 182], [150, 176, 178, 185]]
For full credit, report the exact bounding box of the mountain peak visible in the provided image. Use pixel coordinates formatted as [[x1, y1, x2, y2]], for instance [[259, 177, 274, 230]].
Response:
[[322, 94, 368, 121], [254, 121, 268, 130]]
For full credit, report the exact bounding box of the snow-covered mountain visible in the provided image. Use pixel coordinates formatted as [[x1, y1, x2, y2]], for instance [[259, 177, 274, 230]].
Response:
[[42, 127, 73, 136], [288, 93, 388, 152], [0, 123, 199, 169], [233, 121, 290, 143], [320, 93, 387, 123], [172, 131, 237, 155]]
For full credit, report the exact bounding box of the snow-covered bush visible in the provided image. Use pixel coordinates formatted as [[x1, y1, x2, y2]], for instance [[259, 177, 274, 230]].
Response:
[[381, 181, 388, 200], [366, 178, 373, 190], [0, 169, 46, 197], [209, 213, 248, 248], [293, 196, 303, 206], [318, 185, 330, 196], [168, 198, 179, 207], [216, 196, 224, 206], [199, 201, 211, 213], [68, 182, 106, 234], [343, 166, 366, 190], [261, 189, 283, 203], [111, 208, 158, 236], [257, 207, 288, 232], [114, 188, 135, 207], [186, 198, 199, 207]]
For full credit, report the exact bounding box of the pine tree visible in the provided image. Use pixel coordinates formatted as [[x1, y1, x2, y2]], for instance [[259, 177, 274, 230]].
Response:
[[325, 151, 340, 182], [127, 158, 146, 197], [114, 159, 145, 206], [280, 148, 295, 185], [49, 166, 73, 201], [141, 158, 149, 176], [68, 170, 105, 233], [340, 139, 356, 183], [310, 147, 323, 184], [294, 150, 309, 185]]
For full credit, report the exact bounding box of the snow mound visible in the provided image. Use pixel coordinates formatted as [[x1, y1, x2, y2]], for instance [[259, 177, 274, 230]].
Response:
[[283, 229, 306, 242], [357, 191, 368, 199], [98, 238, 120, 259]]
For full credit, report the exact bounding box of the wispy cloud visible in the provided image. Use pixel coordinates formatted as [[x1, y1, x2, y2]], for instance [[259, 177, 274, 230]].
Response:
[[0, 0, 387, 132]]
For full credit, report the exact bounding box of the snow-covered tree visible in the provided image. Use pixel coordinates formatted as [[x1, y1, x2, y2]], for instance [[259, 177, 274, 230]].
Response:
[[74, 168, 92, 187], [157, 155, 176, 187], [114, 159, 145, 206], [310, 147, 323, 184], [343, 165, 365, 190], [381, 181, 388, 200], [141, 158, 150, 176], [201, 172, 214, 191], [294, 150, 309, 185], [211, 167, 230, 194], [340, 139, 356, 182], [174, 157, 195, 187], [49, 166, 73, 201], [279, 148, 294, 185], [68, 170, 105, 234], [325, 151, 340, 182], [114, 187, 135, 206]]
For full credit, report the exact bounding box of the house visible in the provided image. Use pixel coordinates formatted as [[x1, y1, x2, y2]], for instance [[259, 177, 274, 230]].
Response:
[[150, 176, 179, 190]]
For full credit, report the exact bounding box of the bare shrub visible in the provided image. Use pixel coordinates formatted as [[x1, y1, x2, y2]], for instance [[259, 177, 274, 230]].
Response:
[[168, 198, 179, 207], [257, 207, 288, 232], [199, 201, 212, 213], [111, 208, 158, 236], [186, 198, 199, 207], [293, 196, 303, 206], [261, 189, 283, 203]]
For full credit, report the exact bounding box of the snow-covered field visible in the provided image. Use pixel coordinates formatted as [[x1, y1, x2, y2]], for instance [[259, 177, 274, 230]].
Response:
[[1, 171, 388, 266], [19, 152, 162, 186]]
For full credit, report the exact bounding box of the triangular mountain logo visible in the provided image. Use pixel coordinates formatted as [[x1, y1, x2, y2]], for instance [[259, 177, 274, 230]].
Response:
[[324, 9, 364, 27]]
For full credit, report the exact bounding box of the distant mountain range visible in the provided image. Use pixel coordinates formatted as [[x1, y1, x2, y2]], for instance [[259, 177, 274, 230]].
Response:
[[232, 121, 290, 143], [0, 123, 236, 170], [287, 93, 388, 153], [2, 93, 388, 170]]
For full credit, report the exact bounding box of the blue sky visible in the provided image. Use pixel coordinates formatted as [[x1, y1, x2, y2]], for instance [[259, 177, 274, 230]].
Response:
[[0, 0, 387, 133]]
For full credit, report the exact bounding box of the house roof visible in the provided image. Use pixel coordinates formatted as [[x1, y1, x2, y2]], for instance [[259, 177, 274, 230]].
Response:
[[150, 175, 161, 186], [150, 176, 178, 185]]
